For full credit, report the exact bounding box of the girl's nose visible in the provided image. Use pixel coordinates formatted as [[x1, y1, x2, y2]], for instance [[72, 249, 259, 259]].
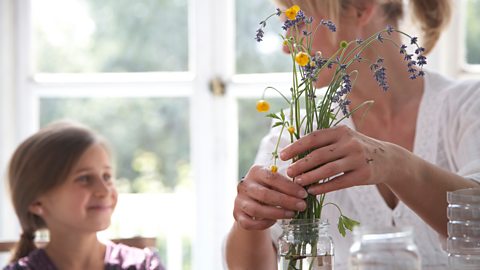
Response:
[[93, 177, 111, 197]]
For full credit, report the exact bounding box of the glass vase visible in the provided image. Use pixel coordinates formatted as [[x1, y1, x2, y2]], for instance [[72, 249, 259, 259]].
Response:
[[278, 219, 334, 270], [447, 188, 480, 269], [348, 226, 420, 270]]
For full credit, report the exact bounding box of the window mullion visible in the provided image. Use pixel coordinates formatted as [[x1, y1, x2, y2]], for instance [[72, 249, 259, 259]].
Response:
[[190, 0, 237, 269]]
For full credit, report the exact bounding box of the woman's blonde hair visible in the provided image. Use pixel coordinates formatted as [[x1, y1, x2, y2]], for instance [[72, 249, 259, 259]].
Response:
[[7, 121, 108, 262], [273, 0, 451, 54]]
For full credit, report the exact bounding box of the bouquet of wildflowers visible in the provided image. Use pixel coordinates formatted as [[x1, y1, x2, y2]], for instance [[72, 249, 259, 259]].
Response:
[[255, 4, 425, 269]]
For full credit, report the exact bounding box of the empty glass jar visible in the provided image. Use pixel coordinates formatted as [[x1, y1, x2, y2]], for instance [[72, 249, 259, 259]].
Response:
[[278, 219, 334, 270], [447, 188, 480, 269], [348, 226, 420, 270]]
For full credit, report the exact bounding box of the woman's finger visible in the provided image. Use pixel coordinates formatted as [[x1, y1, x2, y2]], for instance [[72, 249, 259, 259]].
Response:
[[293, 155, 360, 186], [246, 182, 307, 212], [235, 194, 297, 220], [247, 165, 308, 199], [280, 126, 348, 161], [285, 142, 347, 178], [234, 211, 276, 230], [306, 168, 370, 195]]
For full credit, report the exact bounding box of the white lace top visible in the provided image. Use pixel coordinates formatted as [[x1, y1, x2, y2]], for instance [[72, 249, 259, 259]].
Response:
[[254, 71, 480, 270]]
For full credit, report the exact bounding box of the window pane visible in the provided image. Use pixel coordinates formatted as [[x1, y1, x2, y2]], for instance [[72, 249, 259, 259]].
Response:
[[39, 97, 192, 268], [40, 97, 190, 192], [32, 0, 188, 73], [238, 98, 286, 179], [466, 0, 480, 64], [235, 1, 290, 73]]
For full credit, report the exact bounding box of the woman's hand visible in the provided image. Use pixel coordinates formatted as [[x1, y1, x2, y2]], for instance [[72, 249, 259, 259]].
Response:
[[233, 165, 308, 230], [280, 125, 397, 195]]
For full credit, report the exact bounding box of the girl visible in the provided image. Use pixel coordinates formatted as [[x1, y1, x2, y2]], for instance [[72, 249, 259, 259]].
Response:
[[3, 121, 165, 270], [226, 0, 480, 269]]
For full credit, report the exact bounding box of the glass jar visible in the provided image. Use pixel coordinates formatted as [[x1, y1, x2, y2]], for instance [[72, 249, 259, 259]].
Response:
[[278, 219, 334, 270], [447, 188, 480, 269], [348, 226, 420, 270]]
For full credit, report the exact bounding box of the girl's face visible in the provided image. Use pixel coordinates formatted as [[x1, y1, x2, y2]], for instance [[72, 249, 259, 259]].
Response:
[[36, 143, 118, 234]]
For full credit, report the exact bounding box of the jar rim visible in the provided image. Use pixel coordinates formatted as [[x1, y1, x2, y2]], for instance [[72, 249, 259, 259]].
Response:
[[279, 218, 329, 227], [353, 226, 414, 241]]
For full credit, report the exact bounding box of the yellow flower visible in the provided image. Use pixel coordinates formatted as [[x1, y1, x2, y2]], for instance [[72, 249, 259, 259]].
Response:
[[283, 39, 289, 46], [340, 40, 348, 48], [288, 126, 295, 134], [270, 165, 278, 173], [295, 52, 310, 66], [285, 5, 300, 20], [256, 99, 270, 112]]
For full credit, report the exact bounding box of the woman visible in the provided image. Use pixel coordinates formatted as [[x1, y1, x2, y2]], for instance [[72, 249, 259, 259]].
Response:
[[225, 0, 480, 269]]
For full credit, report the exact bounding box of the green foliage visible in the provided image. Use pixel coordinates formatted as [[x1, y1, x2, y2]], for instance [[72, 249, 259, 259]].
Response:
[[34, 0, 188, 73], [466, 0, 480, 64], [337, 215, 360, 237], [39, 98, 190, 192]]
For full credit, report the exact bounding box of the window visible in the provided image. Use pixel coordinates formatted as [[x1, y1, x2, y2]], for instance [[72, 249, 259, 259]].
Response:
[[32, 0, 188, 73], [465, 0, 480, 65]]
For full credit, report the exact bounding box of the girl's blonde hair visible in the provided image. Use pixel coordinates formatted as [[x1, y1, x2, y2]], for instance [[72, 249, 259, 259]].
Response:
[[7, 121, 108, 261], [273, 0, 451, 54]]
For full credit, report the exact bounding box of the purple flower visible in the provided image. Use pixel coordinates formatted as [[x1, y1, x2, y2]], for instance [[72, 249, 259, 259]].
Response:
[[415, 47, 425, 54], [356, 38, 363, 44], [255, 28, 264, 42], [354, 53, 362, 62], [399, 44, 407, 54], [417, 55, 427, 66], [386, 25, 394, 35], [296, 10, 306, 21], [339, 99, 351, 116], [275, 8, 281, 16], [282, 20, 295, 30], [340, 74, 352, 95], [410, 36, 418, 45], [281, 11, 307, 31], [320, 19, 336, 32], [370, 58, 389, 91], [377, 33, 384, 43]]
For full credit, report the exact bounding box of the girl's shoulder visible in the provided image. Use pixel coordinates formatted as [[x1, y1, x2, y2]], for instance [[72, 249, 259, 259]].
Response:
[[104, 241, 165, 270], [3, 249, 55, 270]]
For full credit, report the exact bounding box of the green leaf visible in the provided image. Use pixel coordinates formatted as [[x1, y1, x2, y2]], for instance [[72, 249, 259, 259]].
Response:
[[280, 109, 286, 121], [342, 215, 360, 231], [337, 216, 346, 237], [266, 113, 280, 120], [272, 121, 284, 128]]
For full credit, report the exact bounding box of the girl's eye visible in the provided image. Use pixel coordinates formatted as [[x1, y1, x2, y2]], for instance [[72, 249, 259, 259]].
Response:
[[77, 175, 90, 183], [103, 173, 112, 182]]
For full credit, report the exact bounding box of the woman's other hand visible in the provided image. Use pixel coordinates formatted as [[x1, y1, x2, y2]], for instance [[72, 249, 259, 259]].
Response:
[[233, 165, 308, 230]]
